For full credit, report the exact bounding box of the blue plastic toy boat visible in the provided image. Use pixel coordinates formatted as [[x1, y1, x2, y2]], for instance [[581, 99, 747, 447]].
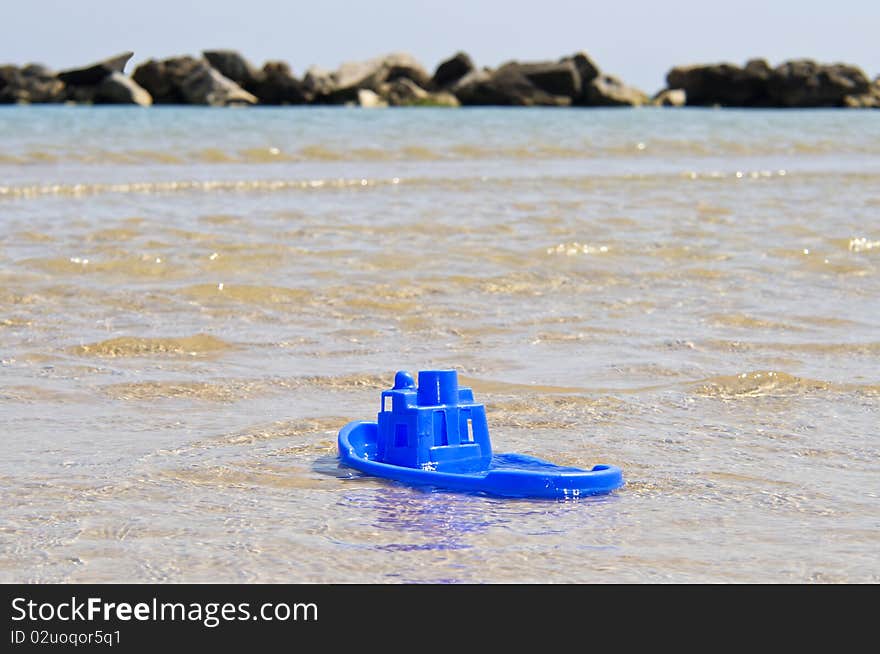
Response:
[[337, 369, 623, 499]]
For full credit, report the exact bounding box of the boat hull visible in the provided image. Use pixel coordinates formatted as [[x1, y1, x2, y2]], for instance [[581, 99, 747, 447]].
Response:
[[338, 420, 624, 499]]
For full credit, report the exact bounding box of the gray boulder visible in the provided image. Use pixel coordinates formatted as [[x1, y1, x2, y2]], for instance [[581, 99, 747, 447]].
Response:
[[385, 59, 431, 88], [203, 49, 262, 88], [379, 77, 459, 106], [564, 51, 601, 105], [180, 65, 257, 105], [313, 60, 375, 102], [744, 58, 773, 79], [133, 56, 256, 105], [842, 75, 880, 108], [380, 77, 426, 105], [666, 60, 771, 106], [204, 51, 305, 104], [22, 63, 54, 78], [57, 52, 133, 86], [430, 51, 475, 89], [0, 65, 25, 103], [843, 91, 880, 108], [133, 56, 200, 103], [65, 85, 98, 103], [356, 89, 387, 108], [93, 72, 152, 105], [564, 51, 600, 87], [584, 74, 648, 106], [249, 61, 307, 104], [497, 60, 581, 98], [309, 53, 430, 103], [663, 58, 870, 107], [767, 60, 871, 107], [0, 64, 65, 103], [651, 88, 686, 107], [302, 65, 335, 99], [453, 67, 571, 106]]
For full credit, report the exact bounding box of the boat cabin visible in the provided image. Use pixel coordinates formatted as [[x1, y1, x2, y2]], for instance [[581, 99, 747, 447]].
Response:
[[375, 369, 492, 472]]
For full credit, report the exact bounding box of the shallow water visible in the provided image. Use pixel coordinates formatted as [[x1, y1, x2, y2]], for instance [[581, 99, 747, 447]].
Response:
[[1, 106, 878, 583]]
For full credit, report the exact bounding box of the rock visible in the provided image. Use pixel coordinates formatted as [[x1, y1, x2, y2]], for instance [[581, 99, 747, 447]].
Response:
[[0, 65, 21, 103], [133, 56, 256, 105], [0, 65, 15, 81], [58, 53, 139, 104], [65, 85, 97, 103], [248, 61, 307, 104], [453, 67, 570, 106], [133, 56, 199, 103], [356, 89, 387, 108], [310, 53, 430, 103], [563, 51, 600, 87], [180, 65, 257, 105], [57, 52, 133, 86], [664, 58, 871, 107], [21, 63, 54, 78], [843, 78, 880, 108], [382, 77, 428, 104], [330, 58, 387, 98], [384, 61, 431, 88], [203, 49, 262, 88], [744, 58, 773, 79], [583, 74, 648, 106], [564, 51, 601, 106], [0, 64, 65, 103], [423, 90, 460, 107], [302, 65, 334, 98], [498, 60, 581, 98], [379, 77, 459, 106], [93, 72, 152, 105], [843, 92, 880, 108], [651, 88, 686, 107], [666, 61, 770, 106], [316, 60, 377, 103], [767, 59, 871, 107], [430, 52, 475, 89]]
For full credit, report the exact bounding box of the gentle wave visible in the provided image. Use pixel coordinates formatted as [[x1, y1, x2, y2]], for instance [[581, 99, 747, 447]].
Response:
[[0, 177, 404, 198], [73, 334, 233, 358], [4, 136, 880, 166], [704, 340, 880, 355], [694, 370, 880, 398], [6, 169, 880, 200], [101, 373, 391, 403], [706, 313, 801, 331]]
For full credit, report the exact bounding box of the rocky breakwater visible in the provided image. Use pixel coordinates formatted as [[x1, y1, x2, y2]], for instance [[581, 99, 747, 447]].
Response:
[[0, 48, 649, 108], [2, 49, 876, 108], [658, 58, 880, 108]]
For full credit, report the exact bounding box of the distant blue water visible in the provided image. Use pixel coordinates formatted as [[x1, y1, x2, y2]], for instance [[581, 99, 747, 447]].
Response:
[[2, 106, 879, 189]]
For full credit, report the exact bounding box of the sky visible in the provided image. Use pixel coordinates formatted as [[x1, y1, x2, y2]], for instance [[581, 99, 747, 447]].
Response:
[[3, 0, 878, 93]]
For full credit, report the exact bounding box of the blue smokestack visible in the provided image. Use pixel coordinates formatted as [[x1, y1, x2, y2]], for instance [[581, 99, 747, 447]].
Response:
[[417, 370, 459, 406]]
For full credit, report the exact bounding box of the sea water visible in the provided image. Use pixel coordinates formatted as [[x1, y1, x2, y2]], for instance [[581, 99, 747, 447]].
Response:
[[1, 106, 878, 582]]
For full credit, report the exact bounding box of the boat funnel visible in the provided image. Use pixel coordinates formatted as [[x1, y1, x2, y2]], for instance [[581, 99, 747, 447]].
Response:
[[417, 369, 459, 406]]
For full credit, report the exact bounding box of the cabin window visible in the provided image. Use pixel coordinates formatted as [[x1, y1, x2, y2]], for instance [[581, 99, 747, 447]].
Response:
[[433, 411, 448, 446], [459, 411, 473, 443], [394, 423, 408, 448], [383, 396, 390, 412]]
